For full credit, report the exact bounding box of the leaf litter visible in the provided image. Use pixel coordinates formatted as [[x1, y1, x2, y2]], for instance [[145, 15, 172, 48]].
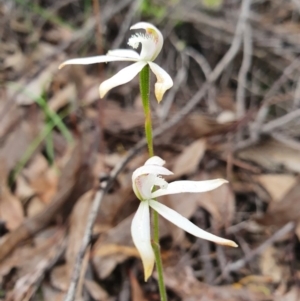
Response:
[[1, 0, 300, 300]]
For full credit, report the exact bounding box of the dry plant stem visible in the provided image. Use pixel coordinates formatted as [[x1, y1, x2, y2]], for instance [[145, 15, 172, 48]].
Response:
[[222, 222, 295, 277], [236, 23, 252, 118], [64, 190, 105, 301], [140, 65, 168, 301]]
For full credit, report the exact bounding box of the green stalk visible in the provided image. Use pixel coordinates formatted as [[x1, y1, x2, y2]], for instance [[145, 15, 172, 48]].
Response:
[[139, 65, 168, 301]]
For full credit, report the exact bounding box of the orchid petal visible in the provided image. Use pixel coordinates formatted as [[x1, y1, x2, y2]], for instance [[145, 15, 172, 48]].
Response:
[[144, 156, 166, 166], [58, 55, 137, 69], [151, 179, 228, 198], [149, 200, 238, 247], [130, 22, 163, 61], [148, 62, 173, 102], [131, 201, 155, 281], [107, 49, 140, 59], [133, 174, 168, 200], [99, 61, 147, 98], [132, 165, 173, 183]]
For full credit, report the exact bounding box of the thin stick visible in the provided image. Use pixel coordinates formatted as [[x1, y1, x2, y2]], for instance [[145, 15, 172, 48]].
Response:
[[236, 23, 253, 118], [222, 222, 294, 275]]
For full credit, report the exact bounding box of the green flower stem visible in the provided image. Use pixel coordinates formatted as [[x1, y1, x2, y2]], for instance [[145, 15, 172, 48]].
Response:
[[139, 64, 154, 156], [139, 65, 168, 301]]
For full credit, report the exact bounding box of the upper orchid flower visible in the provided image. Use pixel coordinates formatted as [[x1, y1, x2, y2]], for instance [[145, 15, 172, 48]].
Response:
[[59, 22, 173, 102], [131, 156, 238, 281]]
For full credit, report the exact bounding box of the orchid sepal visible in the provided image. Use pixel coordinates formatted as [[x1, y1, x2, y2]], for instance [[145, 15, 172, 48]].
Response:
[[131, 200, 155, 281]]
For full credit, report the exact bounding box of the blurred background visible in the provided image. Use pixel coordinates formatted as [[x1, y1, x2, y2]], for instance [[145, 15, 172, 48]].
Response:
[[1, 0, 300, 300]]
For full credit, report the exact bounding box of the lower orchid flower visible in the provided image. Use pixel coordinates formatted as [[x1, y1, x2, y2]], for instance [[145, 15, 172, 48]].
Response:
[[131, 156, 238, 281]]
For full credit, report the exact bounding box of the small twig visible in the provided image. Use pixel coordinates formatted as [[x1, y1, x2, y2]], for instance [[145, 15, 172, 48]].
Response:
[[270, 132, 300, 150], [236, 23, 253, 118], [208, 0, 252, 84], [261, 108, 300, 133], [157, 51, 188, 121], [250, 58, 300, 140], [222, 222, 295, 276], [186, 47, 212, 79], [293, 76, 300, 107], [111, 0, 142, 49]]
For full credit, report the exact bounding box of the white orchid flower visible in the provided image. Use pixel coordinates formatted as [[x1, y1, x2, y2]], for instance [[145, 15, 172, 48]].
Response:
[[131, 156, 238, 281], [59, 22, 173, 102]]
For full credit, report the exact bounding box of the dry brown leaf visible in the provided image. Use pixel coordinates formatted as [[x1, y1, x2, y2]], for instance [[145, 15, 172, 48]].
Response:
[[260, 246, 284, 283], [9, 62, 59, 105], [0, 181, 24, 231], [48, 83, 76, 112], [253, 174, 297, 202], [274, 286, 300, 301], [42, 283, 64, 301], [259, 179, 300, 226], [4, 229, 65, 301], [27, 197, 46, 217], [66, 190, 93, 267], [0, 120, 38, 171], [163, 265, 268, 301], [50, 265, 69, 292], [103, 102, 144, 132], [172, 139, 206, 177], [84, 279, 110, 301], [23, 154, 58, 204], [15, 175, 35, 201], [0, 196, 23, 230], [193, 173, 235, 229], [238, 139, 300, 173], [129, 271, 148, 301], [92, 214, 170, 279]]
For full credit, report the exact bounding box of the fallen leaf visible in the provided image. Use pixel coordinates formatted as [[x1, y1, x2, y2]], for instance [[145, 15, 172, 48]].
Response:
[[253, 174, 297, 202], [238, 139, 300, 173], [163, 265, 268, 301], [260, 246, 284, 283], [48, 83, 76, 112], [9, 62, 59, 105], [195, 173, 235, 229], [259, 179, 300, 226], [23, 154, 58, 204], [0, 172, 24, 230], [129, 271, 148, 301], [92, 213, 170, 279], [173, 139, 206, 177], [84, 279, 110, 301], [274, 286, 300, 301]]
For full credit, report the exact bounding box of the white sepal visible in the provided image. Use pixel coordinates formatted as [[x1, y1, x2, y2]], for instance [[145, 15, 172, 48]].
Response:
[[99, 61, 147, 98], [152, 179, 228, 198], [144, 156, 166, 166], [148, 62, 173, 102], [149, 200, 238, 247], [107, 49, 140, 59], [131, 201, 155, 281], [132, 165, 173, 184], [58, 55, 137, 69]]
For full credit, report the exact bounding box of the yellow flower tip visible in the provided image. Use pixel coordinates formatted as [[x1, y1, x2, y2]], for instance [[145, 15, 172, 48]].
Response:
[[99, 84, 107, 98], [144, 264, 154, 282], [222, 240, 238, 248], [58, 62, 65, 70], [155, 92, 163, 103]]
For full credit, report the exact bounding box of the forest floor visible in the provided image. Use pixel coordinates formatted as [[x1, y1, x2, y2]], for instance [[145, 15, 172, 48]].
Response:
[[1, 0, 300, 300]]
